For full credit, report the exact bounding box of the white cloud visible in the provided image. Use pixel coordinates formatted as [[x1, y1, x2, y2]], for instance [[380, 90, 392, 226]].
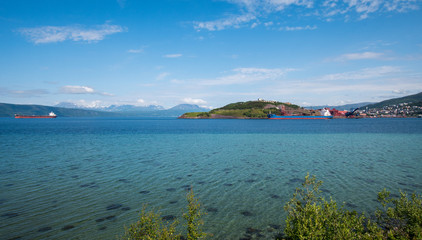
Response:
[[323, 0, 419, 20], [183, 98, 207, 104], [200, 67, 295, 86], [318, 66, 401, 81], [336, 51, 385, 61], [193, 14, 256, 31], [280, 25, 317, 31], [60, 85, 113, 96], [137, 98, 145, 104], [61, 85, 94, 94], [392, 89, 411, 94], [127, 48, 144, 53], [170, 79, 185, 84], [117, 0, 126, 8], [0, 87, 49, 97], [194, 0, 420, 31], [19, 23, 126, 44], [229, 0, 314, 12], [156, 72, 170, 80], [163, 54, 183, 58]]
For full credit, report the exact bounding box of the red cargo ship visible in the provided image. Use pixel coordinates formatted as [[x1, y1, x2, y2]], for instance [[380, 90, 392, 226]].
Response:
[[14, 112, 57, 119]]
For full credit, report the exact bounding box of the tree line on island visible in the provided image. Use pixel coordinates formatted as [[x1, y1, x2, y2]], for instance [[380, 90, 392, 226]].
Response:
[[179, 101, 314, 119], [121, 174, 422, 240]]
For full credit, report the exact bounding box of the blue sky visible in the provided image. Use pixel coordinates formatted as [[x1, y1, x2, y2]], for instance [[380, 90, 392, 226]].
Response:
[[1, 0, 422, 108]]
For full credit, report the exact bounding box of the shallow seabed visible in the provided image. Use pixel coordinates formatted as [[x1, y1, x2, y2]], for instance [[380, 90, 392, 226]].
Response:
[[0, 118, 421, 239]]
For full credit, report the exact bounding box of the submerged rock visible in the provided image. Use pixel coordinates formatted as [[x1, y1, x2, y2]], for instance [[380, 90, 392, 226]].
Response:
[[288, 178, 302, 184], [1, 212, 19, 218], [206, 207, 218, 213], [80, 182, 97, 188], [7, 236, 22, 240], [162, 215, 176, 221], [246, 227, 262, 235], [106, 204, 122, 210], [242, 227, 264, 239], [38, 226, 52, 232], [269, 224, 281, 230], [346, 202, 357, 208], [240, 211, 254, 217], [270, 194, 281, 199], [61, 225, 75, 231]]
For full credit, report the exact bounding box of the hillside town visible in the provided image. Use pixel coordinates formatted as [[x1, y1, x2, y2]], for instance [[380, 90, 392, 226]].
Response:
[[326, 102, 422, 118], [358, 102, 422, 118]]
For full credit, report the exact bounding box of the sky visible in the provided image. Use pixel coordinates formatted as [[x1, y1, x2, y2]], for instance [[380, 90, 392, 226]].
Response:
[[1, 0, 422, 109]]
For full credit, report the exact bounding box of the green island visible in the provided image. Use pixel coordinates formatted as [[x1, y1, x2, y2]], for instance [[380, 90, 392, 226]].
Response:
[[121, 174, 422, 240], [179, 100, 322, 119]]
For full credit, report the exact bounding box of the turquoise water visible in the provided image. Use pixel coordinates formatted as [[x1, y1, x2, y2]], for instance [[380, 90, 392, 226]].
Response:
[[0, 118, 421, 239]]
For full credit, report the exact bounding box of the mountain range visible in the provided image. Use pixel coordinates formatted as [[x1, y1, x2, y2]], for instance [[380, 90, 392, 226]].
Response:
[[54, 102, 166, 112], [54, 102, 210, 117], [0, 102, 210, 117], [0, 103, 117, 117]]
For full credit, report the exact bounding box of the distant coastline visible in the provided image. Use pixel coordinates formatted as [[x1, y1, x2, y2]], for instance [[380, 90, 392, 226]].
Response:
[[2, 92, 421, 118], [180, 93, 422, 119]]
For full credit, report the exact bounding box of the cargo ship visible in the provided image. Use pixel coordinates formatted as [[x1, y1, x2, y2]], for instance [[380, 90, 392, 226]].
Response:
[[267, 108, 333, 120], [15, 112, 57, 119]]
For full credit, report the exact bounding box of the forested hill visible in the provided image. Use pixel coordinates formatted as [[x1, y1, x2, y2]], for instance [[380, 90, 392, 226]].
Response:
[[0, 103, 116, 117], [179, 100, 318, 119], [363, 92, 422, 109]]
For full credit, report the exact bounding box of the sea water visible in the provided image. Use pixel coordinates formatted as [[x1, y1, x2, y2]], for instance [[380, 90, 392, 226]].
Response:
[[0, 118, 421, 239]]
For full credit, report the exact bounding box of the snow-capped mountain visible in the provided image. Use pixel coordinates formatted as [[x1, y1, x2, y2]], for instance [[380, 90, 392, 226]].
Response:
[[54, 102, 210, 116], [55, 102, 165, 112]]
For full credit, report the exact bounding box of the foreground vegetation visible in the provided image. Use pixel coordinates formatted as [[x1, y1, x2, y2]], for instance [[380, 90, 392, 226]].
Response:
[[121, 174, 422, 239], [121, 188, 208, 240]]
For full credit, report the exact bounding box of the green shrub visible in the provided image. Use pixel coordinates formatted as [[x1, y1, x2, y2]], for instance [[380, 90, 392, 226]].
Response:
[[183, 188, 208, 240], [376, 189, 422, 239], [122, 188, 208, 240], [121, 206, 180, 240], [283, 173, 383, 240]]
